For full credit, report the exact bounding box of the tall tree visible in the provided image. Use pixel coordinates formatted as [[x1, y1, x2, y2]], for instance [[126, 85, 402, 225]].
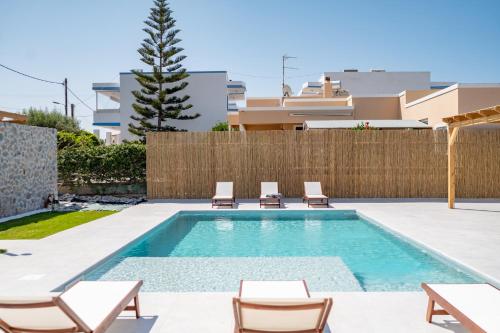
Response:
[[129, 0, 199, 141]]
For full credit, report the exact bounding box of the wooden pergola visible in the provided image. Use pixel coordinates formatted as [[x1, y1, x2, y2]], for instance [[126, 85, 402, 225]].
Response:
[[442, 105, 500, 208], [0, 110, 28, 124]]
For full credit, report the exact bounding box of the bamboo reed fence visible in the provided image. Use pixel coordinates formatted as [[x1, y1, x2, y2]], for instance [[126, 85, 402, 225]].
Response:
[[146, 129, 500, 199]]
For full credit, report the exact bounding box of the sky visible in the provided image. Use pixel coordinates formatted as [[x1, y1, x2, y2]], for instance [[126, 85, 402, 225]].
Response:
[[1, 0, 500, 131]]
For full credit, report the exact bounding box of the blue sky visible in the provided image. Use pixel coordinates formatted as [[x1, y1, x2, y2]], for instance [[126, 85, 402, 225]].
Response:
[[1, 0, 499, 130]]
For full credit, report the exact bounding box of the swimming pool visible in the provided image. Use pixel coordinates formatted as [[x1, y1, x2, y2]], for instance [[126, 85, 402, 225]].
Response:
[[81, 210, 480, 292]]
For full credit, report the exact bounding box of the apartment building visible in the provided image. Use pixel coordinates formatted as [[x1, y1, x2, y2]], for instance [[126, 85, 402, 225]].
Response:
[[228, 69, 500, 130], [93, 71, 245, 143]]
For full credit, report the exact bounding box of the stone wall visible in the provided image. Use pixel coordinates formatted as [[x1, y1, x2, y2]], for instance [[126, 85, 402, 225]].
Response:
[[0, 123, 57, 218]]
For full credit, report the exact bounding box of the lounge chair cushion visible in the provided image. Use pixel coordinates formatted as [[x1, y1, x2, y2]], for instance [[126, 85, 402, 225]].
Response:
[[58, 281, 140, 331], [237, 298, 329, 332], [261, 182, 279, 196], [305, 194, 328, 199], [304, 182, 324, 196], [0, 296, 77, 331], [212, 195, 233, 200], [214, 182, 233, 198], [425, 283, 500, 332]]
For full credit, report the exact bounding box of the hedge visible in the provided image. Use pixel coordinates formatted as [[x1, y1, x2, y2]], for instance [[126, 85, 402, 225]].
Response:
[[57, 130, 102, 150], [58, 143, 146, 184]]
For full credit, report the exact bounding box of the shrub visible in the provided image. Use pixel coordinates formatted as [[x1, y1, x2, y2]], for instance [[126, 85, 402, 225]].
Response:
[[58, 143, 146, 184], [57, 131, 102, 150], [352, 121, 378, 131], [211, 121, 229, 131], [23, 108, 81, 133]]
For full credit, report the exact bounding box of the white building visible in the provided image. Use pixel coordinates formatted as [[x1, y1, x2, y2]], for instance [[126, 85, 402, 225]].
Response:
[[297, 70, 453, 97], [93, 71, 245, 142]]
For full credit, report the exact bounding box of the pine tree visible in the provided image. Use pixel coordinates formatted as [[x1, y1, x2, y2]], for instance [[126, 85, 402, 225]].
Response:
[[129, 0, 199, 141]]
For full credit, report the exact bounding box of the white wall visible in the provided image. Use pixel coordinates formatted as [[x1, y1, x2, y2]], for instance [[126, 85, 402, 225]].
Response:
[[326, 71, 431, 96], [119, 71, 229, 141]]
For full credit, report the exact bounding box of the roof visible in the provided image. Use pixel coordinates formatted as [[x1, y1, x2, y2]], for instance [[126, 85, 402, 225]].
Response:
[[304, 120, 430, 129], [0, 111, 28, 124], [405, 83, 500, 108], [119, 70, 227, 75]]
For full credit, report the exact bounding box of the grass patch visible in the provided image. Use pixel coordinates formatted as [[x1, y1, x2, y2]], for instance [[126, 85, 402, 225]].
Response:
[[0, 211, 116, 240]]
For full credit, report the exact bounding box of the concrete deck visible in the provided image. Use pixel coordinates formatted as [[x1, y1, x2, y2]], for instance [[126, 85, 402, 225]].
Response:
[[106, 292, 468, 333], [1, 199, 499, 332]]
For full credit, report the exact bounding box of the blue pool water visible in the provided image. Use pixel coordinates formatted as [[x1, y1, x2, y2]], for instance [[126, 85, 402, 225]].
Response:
[[82, 210, 479, 292]]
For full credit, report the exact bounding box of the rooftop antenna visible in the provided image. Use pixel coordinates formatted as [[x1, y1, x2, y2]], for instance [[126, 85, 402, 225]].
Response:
[[282, 54, 298, 96]]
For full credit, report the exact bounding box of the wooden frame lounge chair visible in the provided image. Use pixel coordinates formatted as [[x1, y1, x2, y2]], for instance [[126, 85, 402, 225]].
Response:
[[259, 182, 282, 208], [0, 280, 142, 333], [233, 280, 332, 333], [212, 182, 235, 208], [421, 283, 500, 333], [303, 182, 329, 207]]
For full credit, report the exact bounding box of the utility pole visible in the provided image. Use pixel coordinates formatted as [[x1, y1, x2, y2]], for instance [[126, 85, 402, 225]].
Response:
[[64, 78, 68, 117], [70, 103, 75, 119], [282, 56, 285, 93], [281, 54, 297, 96]]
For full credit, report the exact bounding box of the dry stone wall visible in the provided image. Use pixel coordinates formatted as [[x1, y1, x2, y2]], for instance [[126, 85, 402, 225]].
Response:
[[0, 123, 57, 218]]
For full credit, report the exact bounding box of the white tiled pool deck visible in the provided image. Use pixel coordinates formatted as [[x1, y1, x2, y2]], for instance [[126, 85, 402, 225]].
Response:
[[1, 199, 499, 332]]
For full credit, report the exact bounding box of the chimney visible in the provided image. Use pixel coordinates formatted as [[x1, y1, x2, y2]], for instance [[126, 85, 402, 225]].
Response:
[[323, 76, 333, 98]]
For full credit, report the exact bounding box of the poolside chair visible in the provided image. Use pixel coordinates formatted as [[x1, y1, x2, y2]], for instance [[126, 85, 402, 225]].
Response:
[[233, 280, 333, 333], [303, 182, 329, 207], [421, 283, 500, 333], [212, 182, 235, 208], [0, 280, 142, 333], [259, 182, 282, 208]]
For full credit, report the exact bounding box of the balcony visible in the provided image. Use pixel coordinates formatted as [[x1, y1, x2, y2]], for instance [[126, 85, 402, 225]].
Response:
[[227, 81, 246, 101], [93, 108, 120, 128], [92, 83, 120, 102]]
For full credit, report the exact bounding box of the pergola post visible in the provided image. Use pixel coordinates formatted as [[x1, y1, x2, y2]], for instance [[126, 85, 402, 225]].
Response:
[[442, 105, 500, 209], [447, 126, 460, 209]]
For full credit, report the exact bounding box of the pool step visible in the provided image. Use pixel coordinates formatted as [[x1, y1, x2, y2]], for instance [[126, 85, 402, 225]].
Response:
[[93, 256, 363, 292]]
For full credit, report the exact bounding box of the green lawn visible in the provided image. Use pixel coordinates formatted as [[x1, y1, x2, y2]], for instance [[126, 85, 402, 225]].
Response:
[[0, 211, 116, 240]]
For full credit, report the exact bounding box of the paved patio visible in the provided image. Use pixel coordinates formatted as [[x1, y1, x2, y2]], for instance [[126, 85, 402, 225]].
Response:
[[1, 199, 499, 332], [105, 292, 469, 333]]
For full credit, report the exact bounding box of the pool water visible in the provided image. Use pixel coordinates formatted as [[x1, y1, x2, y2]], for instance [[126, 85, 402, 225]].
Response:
[[83, 210, 479, 292]]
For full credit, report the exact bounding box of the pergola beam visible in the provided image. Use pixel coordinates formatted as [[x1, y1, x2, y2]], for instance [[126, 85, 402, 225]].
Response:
[[444, 104, 500, 208], [448, 113, 500, 129]]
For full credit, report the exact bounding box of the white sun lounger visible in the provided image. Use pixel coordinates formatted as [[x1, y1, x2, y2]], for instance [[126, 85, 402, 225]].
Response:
[[303, 182, 329, 207], [422, 283, 500, 333], [0, 280, 142, 333], [212, 182, 235, 208], [259, 182, 282, 208], [233, 280, 332, 333]]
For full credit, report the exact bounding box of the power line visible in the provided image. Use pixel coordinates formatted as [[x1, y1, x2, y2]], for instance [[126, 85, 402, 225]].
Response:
[[229, 71, 280, 79], [0, 62, 98, 118], [287, 72, 323, 79], [67, 87, 95, 112], [0, 63, 63, 85]]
